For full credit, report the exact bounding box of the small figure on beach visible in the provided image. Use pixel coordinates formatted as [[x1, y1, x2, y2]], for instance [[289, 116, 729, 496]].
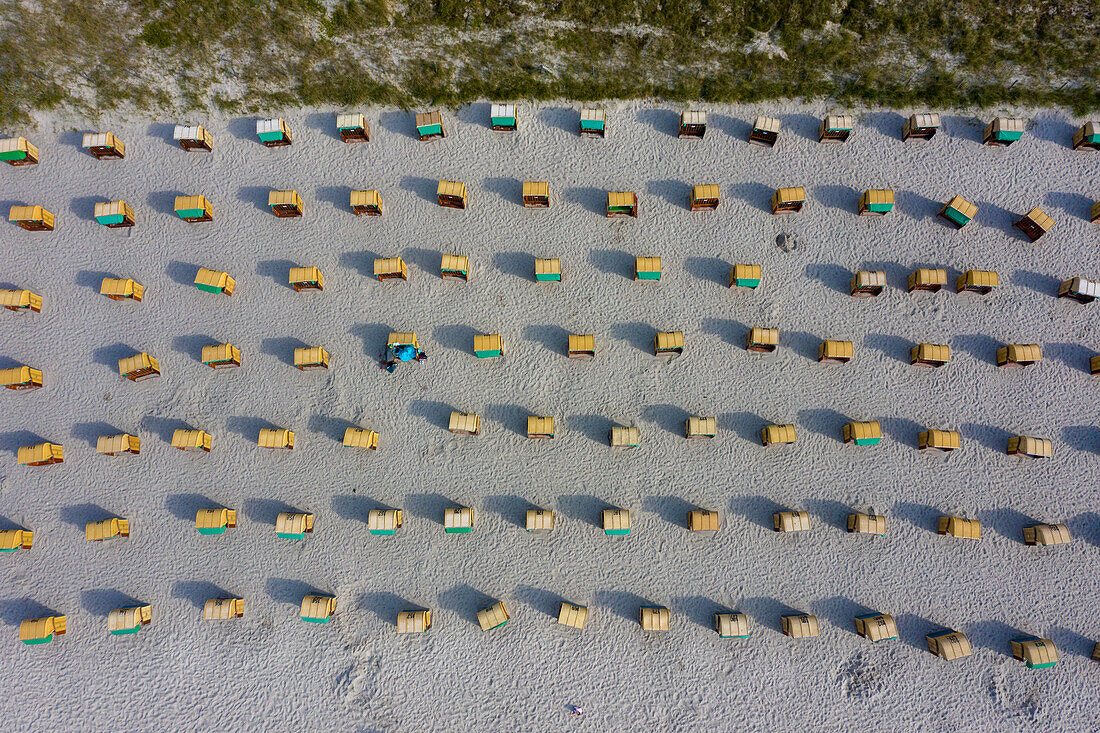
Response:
[[569, 706, 583, 717], [380, 343, 426, 373]]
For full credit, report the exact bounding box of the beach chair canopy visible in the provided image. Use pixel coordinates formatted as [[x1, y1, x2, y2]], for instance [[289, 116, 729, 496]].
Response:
[[639, 606, 670, 631], [477, 601, 509, 631], [782, 613, 820, 638], [558, 603, 588, 630]]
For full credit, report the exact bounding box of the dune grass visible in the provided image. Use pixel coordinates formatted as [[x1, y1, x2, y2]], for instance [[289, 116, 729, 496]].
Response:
[[0, 0, 1097, 126]]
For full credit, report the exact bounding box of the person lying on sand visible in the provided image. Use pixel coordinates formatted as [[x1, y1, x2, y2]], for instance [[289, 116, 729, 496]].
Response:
[[380, 343, 426, 372]]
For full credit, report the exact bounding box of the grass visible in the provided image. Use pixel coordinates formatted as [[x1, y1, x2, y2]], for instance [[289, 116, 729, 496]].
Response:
[[0, 0, 1097, 126]]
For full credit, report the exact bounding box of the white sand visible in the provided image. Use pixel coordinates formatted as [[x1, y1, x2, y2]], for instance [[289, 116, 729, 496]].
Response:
[[1, 102, 1098, 731]]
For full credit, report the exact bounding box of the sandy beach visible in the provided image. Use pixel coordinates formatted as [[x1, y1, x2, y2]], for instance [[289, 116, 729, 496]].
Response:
[[1, 102, 1098, 731]]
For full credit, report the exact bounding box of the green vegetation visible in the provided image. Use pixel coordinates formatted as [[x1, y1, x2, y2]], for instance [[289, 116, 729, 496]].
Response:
[[1, 0, 1097, 125]]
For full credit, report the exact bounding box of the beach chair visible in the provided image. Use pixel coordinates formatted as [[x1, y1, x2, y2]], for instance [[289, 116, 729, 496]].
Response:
[[747, 327, 779, 352], [437, 180, 467, 209], [730, 264, 761, 288], [397, 610, 432, 633], [17, 443, 63, 466], [342, 428, 378, 450], [940, 196, 977, 229], [300, 595, 337, 623], [1058, 277, 1100, 303], [490, 103, 517, 131], [535, 258, 561, 282], [579, 107, 605, 137], [196, 508, 236, 535], [289, 266, 324, 291], [94, 201, 135, 228], [679, 110, 706, 138], [367, 509, 402, 536], [294, 346, 329, 371], [858, 189, 894, 216], [100, 277, 143, 301], [525, 509, 555, 534], [0, 528, 34, 552], [634, 257, 661, 280], [818, 114, 853, 142], [268, 190, 303, 217], [1006, 435, 1052, 459], [440, 255, 469, 281], [85, 517, 129, 541], [685, 416, 716, 439], [477, 602, 509, 631], [19, 615, 66, 645], [257, 428, 294, 449], [256, 118, 292, 146], [194, 268, 235, 295], [602, 509, 630, 536], [607, 191, 637, 218], [444, 507, 474, 534], [0, 290, 42, 313], [982, 117, 1024, 146], [818, 340, 853, 364], [108, 605, 152, 635], [201, 344, 242, 369], [761, 424, 796, 447], [171, 429, 212, 452], [918, 429, 960, 453], [1011, 637, 1058, 669], [118, 353, 159, 382], [527, 417, 554, 439], [689, 184, 719, 211], [843, 420, 882, 446], [415, 111, 445, 140], [0, 136, 39, 165], [749, 116, 781, 147], [82, 132, 125, 159], [1022, 523, 1070, 546], [715, 612, 750, 638], [850, 270, 886, 297], [937, 516, 981, 539], [473, 334, 504, 358], [908, 268, 947, 292], [687, 509, 719, 535], [173, 124, 212, 151], [568, 334, 595, 360], [847, 513, 887, 536], [174, 195, 213, 222], [336, 113, 369, 142], [96, 434, 140, 456], [609, 426, 640, 448], [782, 613, 820, 637], [522, 182, 550, 208], [902, 113, 940, 141], [8, 205, 53, 231], [770, 187, 805, 214], [639, 606, 670, 631], [350, 190, 382, 216], [773, 510, 810, 532], [654, 331, 684, 355], [996, 343, 1042, 367], [955, 269, 998, 294], [926, 630, 972, 660], [203, 598, 244, 620], [0, 366, 42, 390], [558, 603, 588, 630], [1014, 207, 1054, 241], [275, 512, 314, 539], [855, 613, 898, 642], [1071, 121, 1100, 150], [374, 257, 408, 281]]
